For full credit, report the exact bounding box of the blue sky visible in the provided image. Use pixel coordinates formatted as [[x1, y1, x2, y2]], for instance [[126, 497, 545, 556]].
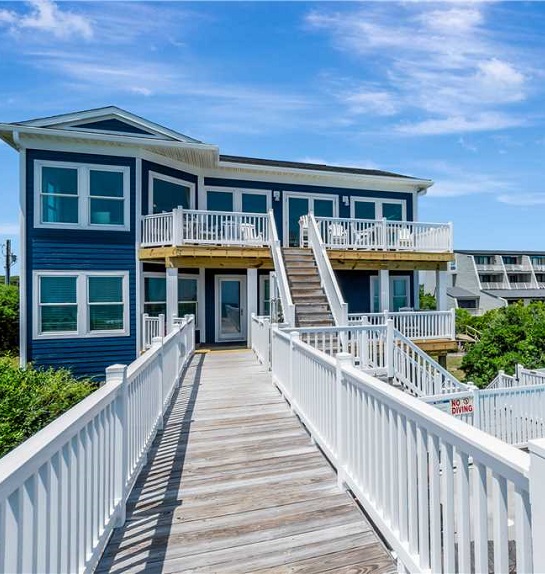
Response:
[[1, 1, 545, 272]]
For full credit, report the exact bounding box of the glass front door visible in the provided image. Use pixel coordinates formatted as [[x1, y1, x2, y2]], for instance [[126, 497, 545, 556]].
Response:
[[285, 194, 337, 246], [216, 276, 247, 341]]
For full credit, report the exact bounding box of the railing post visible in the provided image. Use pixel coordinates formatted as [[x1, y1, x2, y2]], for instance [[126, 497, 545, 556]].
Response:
[[467, 382, 480, 428], [361, 317, 369, 369], [382, 217, 388, 250], [516, 363, 523, 383], [529, 439, 545, 571], [106, 364, 128, 526], [449, 307, 456, 340], [264, 317, 271, 371], [142, 313, 149, 350], [158, 314, 165, 337], [336, 352, 353, 489], [172, 207, 184, 246], [386, 318, 395, 380], [289, 331, 300, 403], [152, 336, 164, 430]]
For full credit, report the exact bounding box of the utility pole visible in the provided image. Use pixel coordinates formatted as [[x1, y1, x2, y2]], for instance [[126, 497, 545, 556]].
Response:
[[2, 240, 17, 285]]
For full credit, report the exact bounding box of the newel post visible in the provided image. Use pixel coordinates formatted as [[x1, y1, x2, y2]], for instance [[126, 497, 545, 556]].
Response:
[[385, 318, 395, 380], [152, 336, 164, 429], [172, 207, 184, 246], [336, 352, 353, 489], [289, 331, 300, 403], [106, 363, 128, 526]]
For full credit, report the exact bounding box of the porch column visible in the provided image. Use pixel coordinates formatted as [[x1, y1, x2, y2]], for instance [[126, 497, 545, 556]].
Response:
[[247, 268, 258, 347], [198, 268, 206, 343], [379, 269, 389, 311], [436, 270, 448, 311], [413, 271, 420, 310], [166, 267, 178, 332]]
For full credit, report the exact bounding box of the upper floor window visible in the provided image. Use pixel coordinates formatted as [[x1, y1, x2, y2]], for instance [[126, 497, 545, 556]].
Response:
[[149, 172, 195, 214], [36, 161, 130, 230], [474, 256, 493, 265], [502, 256, 518, 265]]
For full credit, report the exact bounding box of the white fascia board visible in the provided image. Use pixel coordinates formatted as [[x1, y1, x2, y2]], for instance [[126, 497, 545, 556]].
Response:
[[215, 159, 433, 192], [0, 124, 219, 154]]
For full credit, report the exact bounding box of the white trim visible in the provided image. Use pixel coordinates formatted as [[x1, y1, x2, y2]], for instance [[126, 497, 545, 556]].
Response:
[[390, 275, 411, 311], [34, 160, 130, 231], [178, 273, 199, 328], [215, 275, 247, 342], [197, 174, 205, 210], [148, 170, 196, 214], [19, 148, 27, 366], [135, 156, 142, 356], [247, 269, 258, 348], [198, 267, 206, 341], [371, 273, 411, 312], [32, 270, 130, 340], [204, 186, 272, 212], [259, 274, 271, 316], [283, 191, 339, 246], [350, 197, 407, 220]]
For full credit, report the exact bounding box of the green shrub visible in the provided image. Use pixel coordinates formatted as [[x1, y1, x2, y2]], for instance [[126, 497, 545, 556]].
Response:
[[0, 357, 98, 457], [0, 283, 19, 352], [419, 286, 437, 310]]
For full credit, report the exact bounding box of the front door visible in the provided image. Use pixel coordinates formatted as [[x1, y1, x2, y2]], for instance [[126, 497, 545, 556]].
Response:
[[215, 275, 247, 342], [284, 193, 337, 246]]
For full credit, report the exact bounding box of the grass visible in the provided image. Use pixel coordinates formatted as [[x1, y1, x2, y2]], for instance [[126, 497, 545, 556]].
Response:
[[447, 353, 465, 381]]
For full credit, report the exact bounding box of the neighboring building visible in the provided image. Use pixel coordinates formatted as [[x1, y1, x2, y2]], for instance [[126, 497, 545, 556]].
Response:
[[0, 107, 453, 377], [424, 250, 545, 314]]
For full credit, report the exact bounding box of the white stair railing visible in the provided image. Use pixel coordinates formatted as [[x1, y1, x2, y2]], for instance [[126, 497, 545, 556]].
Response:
[[268, 210, 295, 326], [0, 317, 195, 574], [307, 213, 348, 326]]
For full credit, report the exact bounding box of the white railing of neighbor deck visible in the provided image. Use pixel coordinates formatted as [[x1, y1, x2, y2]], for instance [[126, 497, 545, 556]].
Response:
[[267, 325, 534, 574], [142, 313, 165, 350], [268, 210, 295, 326], [251, 315, 271, 369], [348, 309, 455, 340], [0, 317, 195, 574], [307, 213, 348, 326], [141, 209, 270, 247], [314, 216, 453, 252]]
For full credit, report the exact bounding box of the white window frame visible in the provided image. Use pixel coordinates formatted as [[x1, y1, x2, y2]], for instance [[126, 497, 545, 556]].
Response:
[[259, 274, 271, 316], [350, 197, 406, 221], [143, 272, 167, 316], [148, 171, 196, 214], [178, 273, 199, 327], [370, 275, 411, 312], [35, 160, 130, 231], [204, 187, 272, 212], [33, 270, 130, 339]]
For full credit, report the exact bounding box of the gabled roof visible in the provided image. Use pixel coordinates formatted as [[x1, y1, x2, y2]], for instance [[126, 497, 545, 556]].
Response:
[[12, 106, 205, 144], [447, 287, 479, 299], [483, 289, 545, 298]]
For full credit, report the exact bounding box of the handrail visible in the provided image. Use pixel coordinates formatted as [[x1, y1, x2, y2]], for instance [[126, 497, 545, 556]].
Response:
[[268, 210, 295, 326], [307, 213, 348, 326], [0, 318, 195, 573]]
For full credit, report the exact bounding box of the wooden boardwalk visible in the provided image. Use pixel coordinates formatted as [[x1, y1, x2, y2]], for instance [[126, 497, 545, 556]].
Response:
[[97, 349, 395, 574]]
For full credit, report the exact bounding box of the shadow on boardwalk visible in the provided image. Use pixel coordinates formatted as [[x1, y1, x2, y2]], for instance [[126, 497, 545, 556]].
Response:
[[97, 350, 395, 574]]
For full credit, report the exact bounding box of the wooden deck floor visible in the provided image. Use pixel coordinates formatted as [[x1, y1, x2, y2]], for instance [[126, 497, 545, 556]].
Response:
[[97, 349, 395, 574]]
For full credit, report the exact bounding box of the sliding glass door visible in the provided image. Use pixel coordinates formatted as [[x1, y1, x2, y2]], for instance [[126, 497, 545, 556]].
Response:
[[284, 193, 337, 246]]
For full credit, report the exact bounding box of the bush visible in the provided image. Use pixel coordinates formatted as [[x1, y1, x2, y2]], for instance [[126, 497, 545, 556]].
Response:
[[419, 286, 436, 310], [0, 283, 19, 352], [461, 302, 545, 387], [0, 357, 98, 457]]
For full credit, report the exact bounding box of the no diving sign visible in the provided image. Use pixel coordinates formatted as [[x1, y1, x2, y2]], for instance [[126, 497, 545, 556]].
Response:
[[450, 396, 474, 416]]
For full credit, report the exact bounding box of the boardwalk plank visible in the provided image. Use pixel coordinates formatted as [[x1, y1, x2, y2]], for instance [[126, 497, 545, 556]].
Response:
[[97, 349, 394, 574]]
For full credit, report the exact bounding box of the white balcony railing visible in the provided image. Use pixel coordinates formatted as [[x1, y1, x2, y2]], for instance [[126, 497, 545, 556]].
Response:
[[311, 216, 452, 252], [475, 263, 504, 272], [504, 263, 531, 272], [481, 282, 507, 290], [510, 282, 536, 289], [348, 309, 455, 340], [141, 209, 270, 248]]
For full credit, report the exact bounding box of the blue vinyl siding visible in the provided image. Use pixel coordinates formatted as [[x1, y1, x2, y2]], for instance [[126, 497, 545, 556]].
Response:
[[74, 118, 153, 135], [26, 149, 137, 379], [142, 160, 198, 215]]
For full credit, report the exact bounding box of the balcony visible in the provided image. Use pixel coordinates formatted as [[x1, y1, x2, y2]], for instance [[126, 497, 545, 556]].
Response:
[[504, 264, 532, 272], [141, 209, 270, 248], [509, 282, 536, 289], [311, 216, 453, 253], [475, 263, 504, 272], [481, 282, 507, 290]]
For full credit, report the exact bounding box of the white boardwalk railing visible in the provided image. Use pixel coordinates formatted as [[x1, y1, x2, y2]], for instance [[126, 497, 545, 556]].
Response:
[[348, 309, 455, 340], [141, 209, 270, 247], [313, 216, 453, 252], [142, 313, 165, 350], [0, 317, 195, 574], [263, 325, 536, 574]]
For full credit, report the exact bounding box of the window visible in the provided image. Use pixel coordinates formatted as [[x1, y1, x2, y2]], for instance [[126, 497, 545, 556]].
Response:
[[179, 276, 198, 323], [503, 256, 518, 265], [144, 276, 166, 316], [474, 256, 493, 265], [149, 172, 194, 214], [34, 271, 129, 338], [458, 299, 478, 309], [36, 162, 129, 230], [351, 198, 406, 221], [206, 188, 271, 213], [259, 275, 271, 315], [370, 275, 411, 312]]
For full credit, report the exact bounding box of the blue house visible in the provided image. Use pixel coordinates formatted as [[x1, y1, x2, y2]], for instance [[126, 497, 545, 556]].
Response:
[[0, 107, 454, 377]]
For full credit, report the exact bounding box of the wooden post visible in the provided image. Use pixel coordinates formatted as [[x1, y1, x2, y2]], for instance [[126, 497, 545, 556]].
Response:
[[106, 364, 128, 526], [336, 352, 353, 489]]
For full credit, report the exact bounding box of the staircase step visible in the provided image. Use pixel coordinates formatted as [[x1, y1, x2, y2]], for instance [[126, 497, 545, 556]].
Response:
[[291, 289, 327, 298], [286, 268, 320, 276], [297, 317, 335, 326], [284, 260, 316, 268], [295, 303, 330, 313], [283, 248, 312, 255], [288, 276, 321, 285]]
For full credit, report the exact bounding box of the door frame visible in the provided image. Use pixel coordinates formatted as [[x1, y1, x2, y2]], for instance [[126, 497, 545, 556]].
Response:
[[282, 191, 339, 246], [350, 197, 406, 221], [148, 171, 196, 214], [215, 274, 247, 342], [370, 274, 411, 312]]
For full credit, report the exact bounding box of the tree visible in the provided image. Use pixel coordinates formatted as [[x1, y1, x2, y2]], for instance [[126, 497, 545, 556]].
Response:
[[419, 286, 436, 310], [461, 302, 545, 387], [0, 283, 18, 353]]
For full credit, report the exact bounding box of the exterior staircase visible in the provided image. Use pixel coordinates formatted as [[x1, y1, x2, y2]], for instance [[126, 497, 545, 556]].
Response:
[[283, 247, 335, 327]]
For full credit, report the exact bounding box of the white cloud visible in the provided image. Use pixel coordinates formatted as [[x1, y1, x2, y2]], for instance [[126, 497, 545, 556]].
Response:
[[418, 7, 484, 34], [340, 88, 399, 117], [497, 193, 545, 206], [0, 223, 19, 236], [396, 113, 525, 136], [0, 0, 93, 40]]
